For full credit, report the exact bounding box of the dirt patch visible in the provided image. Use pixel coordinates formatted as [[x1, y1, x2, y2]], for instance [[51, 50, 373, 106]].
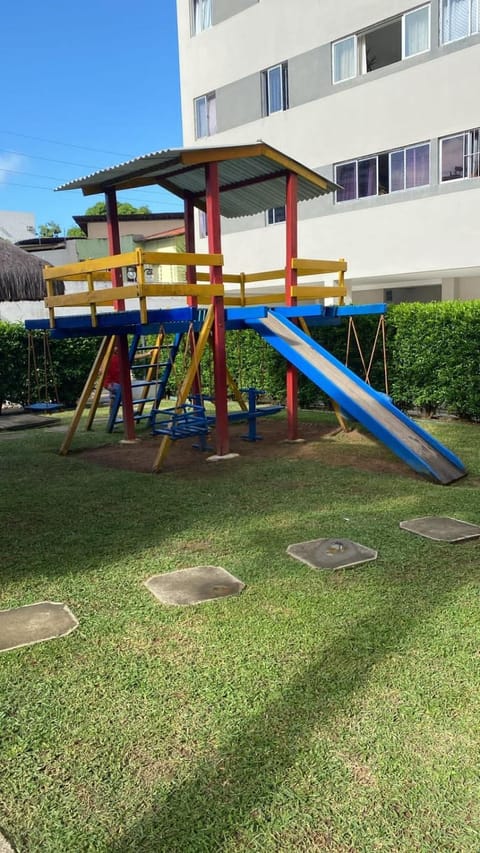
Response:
[[76, 420, 418, 480]]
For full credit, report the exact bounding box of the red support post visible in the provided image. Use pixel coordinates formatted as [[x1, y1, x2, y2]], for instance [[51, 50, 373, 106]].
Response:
[[105, 188, 136, 441], [185, 197, 201, 397], [285, 172, 299, 440], [206, 162, 229, 456]]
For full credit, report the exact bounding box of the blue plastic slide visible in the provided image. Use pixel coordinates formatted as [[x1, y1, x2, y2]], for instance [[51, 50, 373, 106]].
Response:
[[248, 311, 465, 484]]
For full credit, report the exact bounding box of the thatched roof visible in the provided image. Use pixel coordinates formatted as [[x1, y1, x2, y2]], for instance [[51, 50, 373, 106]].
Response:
[[0, 239, 64, 301]]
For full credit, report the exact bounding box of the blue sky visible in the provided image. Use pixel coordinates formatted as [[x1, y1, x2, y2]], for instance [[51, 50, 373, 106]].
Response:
[[1, 1, 184, 233]]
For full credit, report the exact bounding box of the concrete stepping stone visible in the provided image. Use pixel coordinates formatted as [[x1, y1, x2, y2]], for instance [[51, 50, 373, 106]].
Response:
[[0, 831, 15, 852], [287, 538, 377, 571], [145, 565, 245, 606], [0, 602, 79, 653], [400, 516, 480, 542]]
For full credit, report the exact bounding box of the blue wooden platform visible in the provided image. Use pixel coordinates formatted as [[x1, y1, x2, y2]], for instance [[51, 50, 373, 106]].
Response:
[[25, 303, 387, 339]]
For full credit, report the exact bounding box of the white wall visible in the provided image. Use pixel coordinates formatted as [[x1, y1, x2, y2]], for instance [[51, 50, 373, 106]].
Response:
[[176, 0, 480, 301]]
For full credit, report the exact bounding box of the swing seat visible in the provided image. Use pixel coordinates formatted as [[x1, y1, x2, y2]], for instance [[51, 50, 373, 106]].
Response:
[[24, 402, 63, 413], [151, 403, 210, 439]]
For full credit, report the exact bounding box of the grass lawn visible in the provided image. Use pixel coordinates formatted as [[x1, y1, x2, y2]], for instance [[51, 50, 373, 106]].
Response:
[[1, 411, 480, 852]]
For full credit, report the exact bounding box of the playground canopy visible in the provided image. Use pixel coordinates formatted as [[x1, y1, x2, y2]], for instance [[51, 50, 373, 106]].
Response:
[[55, 142, 339, 217]]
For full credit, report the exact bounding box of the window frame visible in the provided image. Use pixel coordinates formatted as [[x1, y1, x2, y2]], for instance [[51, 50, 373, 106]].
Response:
[[194, 91, 216, 139], [440, 128, 480, 182], [388, 142, 431, 191], [332, 35, 357, 84], [266, 206, 286, 225], [441, 0, 479, 45], [335, 141, 431, 202], [262, 62, 289, 116], [191, 0, 212, 36], [402, 4, 431, 58], [332, 4, 431, 84]]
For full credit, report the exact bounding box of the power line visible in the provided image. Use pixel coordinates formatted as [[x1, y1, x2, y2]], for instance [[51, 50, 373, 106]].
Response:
[[0, 129, 129, 158], [0, 146, 102, 170]]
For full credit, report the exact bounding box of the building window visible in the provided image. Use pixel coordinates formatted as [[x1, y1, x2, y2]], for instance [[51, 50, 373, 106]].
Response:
[[441, 0, 478, 43], [191, 0, 212, 35], [262, 63, 288, 115], [335, 143, 430, 202], [332, 5, 430, 83], [440, 128, 480, 181], [389, 143, 430, 191], [266, 206, 286, 225], [199, 210, 208, 238], [194, 92, 216, 138]]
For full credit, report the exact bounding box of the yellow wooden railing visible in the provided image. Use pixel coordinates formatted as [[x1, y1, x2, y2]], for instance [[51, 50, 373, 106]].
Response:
[[43, 248, 347, 326]]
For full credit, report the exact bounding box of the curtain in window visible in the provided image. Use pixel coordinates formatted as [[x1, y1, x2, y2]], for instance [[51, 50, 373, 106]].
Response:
[[333, 37, 356, 83], [267, 66, 283, 113], [194, 0, 212, 33], [406, 144, 429, 188], [335, 162, 357, 201], [404, 6, 430, 56], [442, 0, 469, 42], [472, 0, 479, 32], [207, 94, 217, 134], [195, 97, 208, 138]]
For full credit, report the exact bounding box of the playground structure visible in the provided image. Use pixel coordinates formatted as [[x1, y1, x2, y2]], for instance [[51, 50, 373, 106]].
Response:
[[25, 142, 465, 483]]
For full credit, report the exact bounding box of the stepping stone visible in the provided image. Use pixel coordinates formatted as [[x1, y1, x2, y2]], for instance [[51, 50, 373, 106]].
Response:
[[287, 538, 377, 571], [145, 565, 245, 606], [0, 602, 79, 653], [400, 516, 480, 543], [0, 832, 15, 852]]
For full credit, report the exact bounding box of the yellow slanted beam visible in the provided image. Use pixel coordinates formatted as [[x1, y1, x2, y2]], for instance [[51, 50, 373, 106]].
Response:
[[60, 336, 114, 455], [43, 251, 140, 281], [153, 305, 215, 472]]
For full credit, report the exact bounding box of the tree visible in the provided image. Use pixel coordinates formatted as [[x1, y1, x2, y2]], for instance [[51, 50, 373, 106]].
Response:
[[66, 226, 85, 238], [38, 221, 62, 237], [83, 201, 151, 216]]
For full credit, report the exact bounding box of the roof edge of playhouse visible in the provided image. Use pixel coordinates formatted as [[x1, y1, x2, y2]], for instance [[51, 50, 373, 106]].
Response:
[[54, 142, 340, 218]]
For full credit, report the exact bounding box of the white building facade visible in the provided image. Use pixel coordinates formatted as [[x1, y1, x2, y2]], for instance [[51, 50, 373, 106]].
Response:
[[176, 0, 480, 303]]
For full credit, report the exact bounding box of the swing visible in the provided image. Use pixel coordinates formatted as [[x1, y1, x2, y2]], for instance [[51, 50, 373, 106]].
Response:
[[25, 332, 63, 413], [345, 314, 389, 394]]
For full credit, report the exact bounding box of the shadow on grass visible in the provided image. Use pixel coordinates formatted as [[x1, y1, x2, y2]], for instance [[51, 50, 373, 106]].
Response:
[[105, 566, 464, 853]]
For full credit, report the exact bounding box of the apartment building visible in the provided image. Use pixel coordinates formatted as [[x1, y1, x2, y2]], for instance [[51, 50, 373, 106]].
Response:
[[176, 0, 480, 303]]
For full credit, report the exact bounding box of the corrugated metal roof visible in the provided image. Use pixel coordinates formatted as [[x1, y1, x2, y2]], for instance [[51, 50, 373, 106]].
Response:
[[56, 143, 338, 219]]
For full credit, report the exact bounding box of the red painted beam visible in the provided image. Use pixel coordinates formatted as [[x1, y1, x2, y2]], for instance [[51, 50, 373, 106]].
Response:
[[105, 188, 136, 442], [206, 162, 229, 456], [185, 198, 202, 398]]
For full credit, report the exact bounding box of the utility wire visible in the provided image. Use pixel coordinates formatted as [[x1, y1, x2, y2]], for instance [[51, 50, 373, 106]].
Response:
[[0, 129, 129, 158]]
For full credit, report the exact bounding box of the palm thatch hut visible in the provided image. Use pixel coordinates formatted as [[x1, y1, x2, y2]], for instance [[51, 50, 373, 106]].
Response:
[[0, 238, 64, 301]]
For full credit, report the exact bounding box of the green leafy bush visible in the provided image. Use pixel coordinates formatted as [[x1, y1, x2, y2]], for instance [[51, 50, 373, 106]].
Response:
[[387, 301, 480, 419], [0, 323, 99, 410]]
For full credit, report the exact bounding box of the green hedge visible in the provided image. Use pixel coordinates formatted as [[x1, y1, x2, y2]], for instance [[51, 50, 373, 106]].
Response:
[[2, 302, 480, 419], [387, 301, 480, 419], [0, 323, 99, 410]]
